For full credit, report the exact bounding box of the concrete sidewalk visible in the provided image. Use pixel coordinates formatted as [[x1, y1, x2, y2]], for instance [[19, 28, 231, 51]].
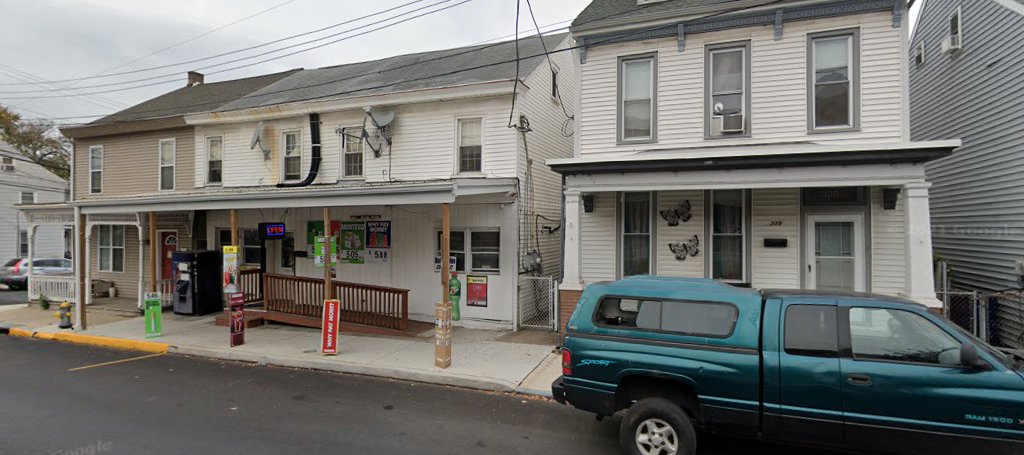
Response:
[[26, 313, 561, 395]]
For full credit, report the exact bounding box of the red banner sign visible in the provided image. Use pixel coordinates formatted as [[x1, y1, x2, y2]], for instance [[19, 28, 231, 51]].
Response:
[[229, 292, 244, 347], [321, 299, 341, 355]]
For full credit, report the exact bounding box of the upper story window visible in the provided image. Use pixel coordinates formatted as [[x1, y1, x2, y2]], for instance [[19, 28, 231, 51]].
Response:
[[619, 54, 656, 142], [89, 145, 103, 194], [914, 41, 925, 66], [282, 130, 302, 182], [207, 136, 223, 185], [457, 118, 482, 173], [949, 7, 962, 49], [550, 69, 560, 100], [621, 192, 652, 277], [1, 156, 12, 171], [809, 30, 859, 132], [341, 127, 364, 178], [710, 189, 747, 282], [20, 191, 35, 204], [158, 139, 175, 191], [706, 42, 750, 137]]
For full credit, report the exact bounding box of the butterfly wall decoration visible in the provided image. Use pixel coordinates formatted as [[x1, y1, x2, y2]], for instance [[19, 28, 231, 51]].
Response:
[[668, 235, 700, 261], [659, 200, 692, 226]]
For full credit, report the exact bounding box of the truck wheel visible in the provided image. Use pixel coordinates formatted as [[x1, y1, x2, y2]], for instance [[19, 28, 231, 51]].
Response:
[[619, 397, 696, 455]]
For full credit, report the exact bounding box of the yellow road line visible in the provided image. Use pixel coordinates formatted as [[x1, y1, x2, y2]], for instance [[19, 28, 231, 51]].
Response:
[[68, 352, 166, 372]]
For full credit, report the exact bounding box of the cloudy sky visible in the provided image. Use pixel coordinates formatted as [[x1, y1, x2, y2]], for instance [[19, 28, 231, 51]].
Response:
[[0, 0, 920, 125]]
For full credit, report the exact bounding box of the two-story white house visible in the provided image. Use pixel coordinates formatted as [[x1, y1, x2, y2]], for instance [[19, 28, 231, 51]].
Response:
[[1, 140, 69, 268], [550, 0, 959, 328], [62, 33, 576, 331]]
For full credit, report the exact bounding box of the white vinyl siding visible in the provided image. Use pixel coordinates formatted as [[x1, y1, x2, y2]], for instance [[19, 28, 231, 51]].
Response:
[[870, 186, 906, 295], [578, 11, 902, 156], [750, 188, 800, 289], [282, 130, 302, 182], [97, 225, 125, 273], [89, 145, 103, 194], [656, 191, 704, 278], [207, 136, 223, 185], [580, 192, 617, 283], [158, 138, 175, 191]]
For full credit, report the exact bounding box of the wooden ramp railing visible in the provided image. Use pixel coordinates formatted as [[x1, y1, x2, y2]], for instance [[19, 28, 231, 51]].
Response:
[[263, 273, 409, 331]]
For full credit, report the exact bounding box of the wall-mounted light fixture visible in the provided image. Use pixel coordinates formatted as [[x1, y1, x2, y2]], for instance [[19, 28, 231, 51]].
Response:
[[882, 188, 901, 210], [582, 194, 595, 213]]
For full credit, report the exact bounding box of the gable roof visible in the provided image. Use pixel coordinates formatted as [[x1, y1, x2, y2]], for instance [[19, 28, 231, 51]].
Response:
[[89, 69, 301, 125], [572, 0, 754, 32], [0, 140, 69, 186], [218, 33, 568, 112]]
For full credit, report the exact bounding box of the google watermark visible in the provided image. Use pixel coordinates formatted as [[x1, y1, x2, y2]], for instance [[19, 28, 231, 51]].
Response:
[[50, 440, 113, 455]]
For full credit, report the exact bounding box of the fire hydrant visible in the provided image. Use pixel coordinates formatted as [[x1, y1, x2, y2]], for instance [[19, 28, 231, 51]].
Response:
[[54, 301, 74, 329]]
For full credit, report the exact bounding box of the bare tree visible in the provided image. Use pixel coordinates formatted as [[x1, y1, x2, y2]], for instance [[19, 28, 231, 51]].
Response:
[[0, 104, 71, 179]]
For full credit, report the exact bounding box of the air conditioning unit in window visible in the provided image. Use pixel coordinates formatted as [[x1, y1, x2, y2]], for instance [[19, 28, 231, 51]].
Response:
[[720, 113, 745, 133], [0, 164, 13, 172], [941, 35, 962, 53]]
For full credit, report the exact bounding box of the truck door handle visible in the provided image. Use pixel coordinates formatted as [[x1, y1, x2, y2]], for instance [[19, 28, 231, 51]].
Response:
[[846, 373, 872, 386]]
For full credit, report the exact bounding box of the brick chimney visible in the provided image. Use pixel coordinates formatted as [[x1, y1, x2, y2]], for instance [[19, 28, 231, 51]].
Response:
[[187, 71, 204, 86]]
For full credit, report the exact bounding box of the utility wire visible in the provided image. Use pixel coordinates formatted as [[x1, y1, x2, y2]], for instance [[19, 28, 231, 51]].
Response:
[[524, 0, 574, 137], [0, 0, 468, 97], [507, 0, 522, 130], [0, 65, 125, 111]]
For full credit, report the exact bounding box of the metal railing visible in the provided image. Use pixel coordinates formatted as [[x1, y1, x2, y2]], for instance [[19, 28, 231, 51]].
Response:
[[518, 275, 556, 330], [263, 273, 409, 331]]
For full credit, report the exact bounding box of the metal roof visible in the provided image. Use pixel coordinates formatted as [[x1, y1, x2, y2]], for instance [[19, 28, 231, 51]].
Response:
[[218, 33, 568, 111]]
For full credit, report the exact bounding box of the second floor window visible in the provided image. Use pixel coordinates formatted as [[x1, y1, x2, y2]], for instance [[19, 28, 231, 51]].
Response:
[[20, 191, 34, 204], [342, 127, 364, 178], [707, 43, 749, 136], [89, 145, 103, 194], [810, 31, 858, 131], [207, 136, 223, 185], [948, 7, 962, 48], [620, 55, 655, 142], [282, 131, 301, 181], [457, 118, 482, 173], [158, 139, 175, 191], [98, 225, 125, 272]]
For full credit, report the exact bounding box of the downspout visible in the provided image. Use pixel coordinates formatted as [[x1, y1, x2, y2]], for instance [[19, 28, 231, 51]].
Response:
[[277, 113, 321, 188]]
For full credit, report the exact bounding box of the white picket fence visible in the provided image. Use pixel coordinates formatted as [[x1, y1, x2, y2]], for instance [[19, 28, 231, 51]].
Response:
[[29, 275, 77, 303]]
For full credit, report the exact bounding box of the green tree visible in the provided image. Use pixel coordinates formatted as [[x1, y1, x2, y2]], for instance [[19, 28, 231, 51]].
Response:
[[0, 104, 71, 179]]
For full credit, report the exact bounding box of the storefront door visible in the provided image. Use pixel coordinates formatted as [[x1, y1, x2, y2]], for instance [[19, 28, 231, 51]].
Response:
[[158, 231, 178, 280], [805, 214, 864, 292]]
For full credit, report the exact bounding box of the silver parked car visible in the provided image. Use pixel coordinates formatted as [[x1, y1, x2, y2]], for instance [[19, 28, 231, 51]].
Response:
[[0, 258, 73, 290]]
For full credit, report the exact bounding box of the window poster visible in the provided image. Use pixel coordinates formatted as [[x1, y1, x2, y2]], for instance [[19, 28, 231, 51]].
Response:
[[340, 221, 366, 264], [467, 275, 488, 307], [366, 220, 391, 264], [306, 220, 341, 255]]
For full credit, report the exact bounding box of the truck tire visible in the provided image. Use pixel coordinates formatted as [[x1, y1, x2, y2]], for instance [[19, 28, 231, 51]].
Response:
[[619, 397, 697, 455]]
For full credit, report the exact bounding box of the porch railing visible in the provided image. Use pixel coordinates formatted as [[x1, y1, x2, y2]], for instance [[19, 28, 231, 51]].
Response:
[[156, 279, 175, 307], [29, 275, 76, 303], [263, 273, 409, 331], [239, 269, 263, 304]]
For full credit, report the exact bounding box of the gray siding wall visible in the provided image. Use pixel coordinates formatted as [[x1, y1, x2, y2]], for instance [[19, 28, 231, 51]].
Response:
[[910, 0, 1024, 291]]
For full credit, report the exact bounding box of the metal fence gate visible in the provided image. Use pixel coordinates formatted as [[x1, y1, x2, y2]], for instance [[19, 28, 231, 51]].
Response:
[[518, 275, 556, 330], [939, 290, 988, 341]]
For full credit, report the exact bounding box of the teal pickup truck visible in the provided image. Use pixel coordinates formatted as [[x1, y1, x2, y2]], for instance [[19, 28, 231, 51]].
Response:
[[552, 276, 1024, 455]]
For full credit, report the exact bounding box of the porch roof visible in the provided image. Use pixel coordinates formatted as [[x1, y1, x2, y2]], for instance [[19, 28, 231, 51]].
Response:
[[70, 178, 517, 214], [547, 140, 960, 175]]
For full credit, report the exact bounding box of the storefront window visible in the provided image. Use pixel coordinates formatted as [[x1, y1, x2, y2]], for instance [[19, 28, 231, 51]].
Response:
[[470, 231, 500, 273]]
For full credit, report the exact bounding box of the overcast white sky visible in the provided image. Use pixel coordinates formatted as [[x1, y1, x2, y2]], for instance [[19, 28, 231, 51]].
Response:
[[0, 0, 921, 124]]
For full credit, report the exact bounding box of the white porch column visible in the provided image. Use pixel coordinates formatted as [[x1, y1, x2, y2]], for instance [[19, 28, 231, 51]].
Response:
[[26, 225, 36, 299], [138, 217, 145, 310], [84, 224, 93, 307], [562, 190, 583, 290], [903, 182, 940, 308]]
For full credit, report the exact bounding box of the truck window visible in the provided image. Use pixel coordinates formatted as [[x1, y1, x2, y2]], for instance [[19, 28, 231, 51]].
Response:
[[660, 301, 737, 338], [849, 308, 961, 366], [784, 305, 838, 357], [596, 298, 645, 327]]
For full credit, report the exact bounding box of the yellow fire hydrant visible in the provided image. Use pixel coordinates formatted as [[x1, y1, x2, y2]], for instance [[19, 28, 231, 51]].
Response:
[[53, 301, 74, 329]]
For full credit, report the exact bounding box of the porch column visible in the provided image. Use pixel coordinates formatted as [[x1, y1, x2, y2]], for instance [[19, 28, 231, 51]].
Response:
[[81, 219, 91, 328], [230, 209, 238, 246], [436, 203, 451, 369], [138, 219, 145, 306], [26, 224, 36, 299], [903, 182, 940, 308], [149, 213, 157, 292], [323, 207, 333, 300], [561, 190, 583, 291]]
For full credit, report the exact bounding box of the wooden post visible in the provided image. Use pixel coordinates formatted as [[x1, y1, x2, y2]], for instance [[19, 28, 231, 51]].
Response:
[[229, 209, 238, 246], [77, 212, 87, 330], [435, 203, 452, 368], [323, 207, 333, 300], [149, 213, 157, 292]]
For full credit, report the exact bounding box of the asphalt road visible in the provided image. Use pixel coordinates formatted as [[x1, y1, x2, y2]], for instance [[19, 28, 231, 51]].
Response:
[[0, 289, 28, 305], [0, 337, 842, 455]]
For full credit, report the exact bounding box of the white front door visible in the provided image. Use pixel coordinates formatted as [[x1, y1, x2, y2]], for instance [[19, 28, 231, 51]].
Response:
[[805, 214, 865, 292]]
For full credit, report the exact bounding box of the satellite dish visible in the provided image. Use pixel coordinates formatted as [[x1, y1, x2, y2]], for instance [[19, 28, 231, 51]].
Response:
[[250, 121, 269, 159], [368, 110, 395, 129]]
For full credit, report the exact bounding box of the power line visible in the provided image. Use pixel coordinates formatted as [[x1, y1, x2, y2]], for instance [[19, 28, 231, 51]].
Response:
[[0, 65, 125, 111], [524, 0, 573, 122], [0, 0, 468, 98], [0, 0, 429, 87]]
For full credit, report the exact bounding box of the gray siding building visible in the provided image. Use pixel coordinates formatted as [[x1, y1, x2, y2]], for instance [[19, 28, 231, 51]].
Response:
[[910, 0, 1024, 291]]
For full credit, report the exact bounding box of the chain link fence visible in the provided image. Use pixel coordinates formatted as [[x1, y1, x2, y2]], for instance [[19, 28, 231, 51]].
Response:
[[518, 275, 556, 330], [936, 261, 1024, 349]]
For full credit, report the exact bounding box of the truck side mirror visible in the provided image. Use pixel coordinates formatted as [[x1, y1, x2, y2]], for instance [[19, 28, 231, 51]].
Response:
[[960, 343, 988, 370]]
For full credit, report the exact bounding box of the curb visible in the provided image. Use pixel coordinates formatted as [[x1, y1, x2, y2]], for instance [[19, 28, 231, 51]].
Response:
[[6, 328, 169, 353]]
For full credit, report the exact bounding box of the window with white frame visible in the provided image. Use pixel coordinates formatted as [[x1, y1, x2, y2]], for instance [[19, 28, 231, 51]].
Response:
[[621, 192, 652, 277], [158, 139, 175, 190], [19, 191, 34, 204], [707, 43, 749, 136], [914, 41, 925, 66], [207, 136, 223, 184], [551, 69, 559, 100], [18, 230, 28, 257], [342, 127, 364, 178], [810, 31, 858, 130], [436, 228, 501, 274], [89, 145, 103, 194], [216, 228, 261, 265], [98, 225, 125, 272], [282, 131, 302, 181], [457, 118, 482, 173], [620, 55, 655, 141], [949, 7, 962, 49], [710, 190, 746, 282]]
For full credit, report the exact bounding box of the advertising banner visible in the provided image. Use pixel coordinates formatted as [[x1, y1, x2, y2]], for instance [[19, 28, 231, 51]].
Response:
[[467, 275, 488, 307], [144, 292, 162, 338], [340, 221, 366, 264], [222, 245, 240, 294], [434, 255, 457, 273], [365, 220, 391, 264], [229, 292, 244, 347], [321, 299, 341, 355], [306, 220, 340, 255], [313, 235, 337, 267]]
